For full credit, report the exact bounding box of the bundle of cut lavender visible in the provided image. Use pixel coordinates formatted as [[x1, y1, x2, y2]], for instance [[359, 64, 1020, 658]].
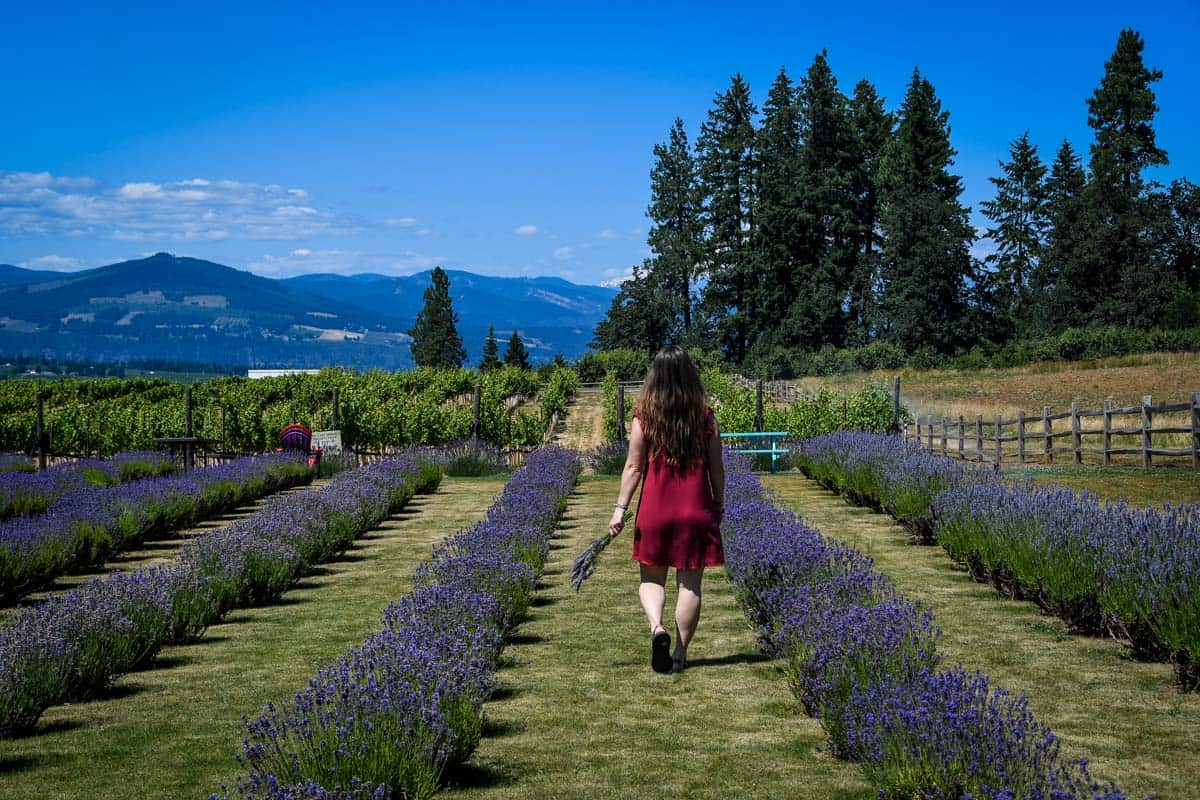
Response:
[[570, 531, 614, 591]]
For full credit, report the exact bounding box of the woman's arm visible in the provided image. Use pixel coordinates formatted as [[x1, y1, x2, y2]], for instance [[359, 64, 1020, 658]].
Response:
[[609, 417, 647, 537], [706, 415, 725, 521]]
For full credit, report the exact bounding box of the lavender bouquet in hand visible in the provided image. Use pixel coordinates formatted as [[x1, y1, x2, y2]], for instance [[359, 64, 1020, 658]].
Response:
[[570, 532, 614, 591]]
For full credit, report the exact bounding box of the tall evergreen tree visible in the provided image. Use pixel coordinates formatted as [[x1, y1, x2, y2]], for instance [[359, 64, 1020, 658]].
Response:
[[746, 67, 803, 368], [591, 262, 673, 354], [785, 50, 856, 350], [979, 131, 1048, 339], [1084, 28, 1170, 328], [647, 118, 704, 337], [408, 266, 466, 368], [1166, 178, 1199, 292], [479, 325, 501, 371], [1034, 140, 1090, 332], [504, 330, 530, 370], [877, 69, 974, 353], [845, 79, 894, 345], [696, 74, 758, 364]]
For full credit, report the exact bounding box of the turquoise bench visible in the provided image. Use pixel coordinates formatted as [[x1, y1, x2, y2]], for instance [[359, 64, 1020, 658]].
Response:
[[721, 431, 790, 474]]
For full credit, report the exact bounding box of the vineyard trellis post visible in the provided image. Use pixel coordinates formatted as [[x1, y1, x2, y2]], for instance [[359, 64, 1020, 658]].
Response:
[[1043, 406, 1053, 464], [891, 376, 901, 433], [975, 414, 983, 456], [331, 388, 340, 431], [220, 403, 227, 451], [915, 417, 922, 444], [940, 416, 948, 455], [35, 390, 47, 470], [1103, 400, 1113, 466], [1142, 395, 1153, 467], [754, 381, 764, 432], [471, 384, 482, 441], [184, 387, 195, 471], [957, 415, 965, 458], [1080, 402, 1089, 465], [616, 385, 626, 442], [1017, 410, 1026, 464]]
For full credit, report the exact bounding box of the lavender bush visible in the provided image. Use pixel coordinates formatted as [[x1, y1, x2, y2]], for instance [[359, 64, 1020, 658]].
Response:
[[721, 452, 1134, 799], [0, 456, 441, 737], [0, 453, 312, 604], [218, 446, 580, 800], [0, 450, 174, 521]]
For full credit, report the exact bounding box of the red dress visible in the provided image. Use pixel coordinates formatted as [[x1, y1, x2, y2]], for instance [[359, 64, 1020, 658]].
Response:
[[632, 408, 724, 569]]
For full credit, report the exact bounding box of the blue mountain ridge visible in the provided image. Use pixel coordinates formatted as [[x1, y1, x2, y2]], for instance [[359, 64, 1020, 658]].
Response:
[[0, 254, 616, 369]]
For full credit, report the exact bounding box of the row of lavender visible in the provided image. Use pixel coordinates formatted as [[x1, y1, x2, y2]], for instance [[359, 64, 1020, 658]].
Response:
[[0, 453, 314, 604], [0, 457, 442, 737], [795, 432, 1200, 689], [721, 454, 1132, 799], [214, 446, 581, 800], [0, 451, 175, 520]]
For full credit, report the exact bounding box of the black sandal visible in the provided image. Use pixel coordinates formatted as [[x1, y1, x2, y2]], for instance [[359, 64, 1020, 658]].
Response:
[[651, 630, 672, 673], [671, 656, 687, 673]]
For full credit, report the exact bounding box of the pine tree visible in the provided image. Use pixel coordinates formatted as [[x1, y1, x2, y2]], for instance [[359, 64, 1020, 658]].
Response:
[[647, 118, 704, 337], [503, 330, 530, 370], [979, 131, 1048, 339], [479, 325, 501, 371], [845, 79, 894, 345], [591, 261, 673, 354], [1166, 178, 1199, 292], [696, 74, 758, 364], [746, 67, 803, 369], [785, 50, 856, 350], [1085, 28, 1170, 328], [408, 267, 466, 368], [1034, 140, 1090, 332], [877, 69, 974, 354]]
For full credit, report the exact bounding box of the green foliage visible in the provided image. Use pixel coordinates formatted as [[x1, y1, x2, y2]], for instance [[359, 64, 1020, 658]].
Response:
[[576, 349, 650, 383], [503, 330, 530, 370], [408, 267, 467, 368], [479, 325, 501, 371]]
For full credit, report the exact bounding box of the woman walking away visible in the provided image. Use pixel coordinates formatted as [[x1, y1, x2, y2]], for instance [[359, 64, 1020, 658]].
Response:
[[608, 346, 725, 674]]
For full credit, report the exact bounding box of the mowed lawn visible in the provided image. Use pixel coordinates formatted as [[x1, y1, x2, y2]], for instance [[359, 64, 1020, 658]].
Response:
[[447, 475, 872, 800], [764, 474, 1200, 800], [0, 477, 506, 800]]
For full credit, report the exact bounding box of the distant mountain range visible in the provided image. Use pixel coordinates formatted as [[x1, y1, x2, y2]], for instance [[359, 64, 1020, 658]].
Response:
[[0, 253, 616, 369]]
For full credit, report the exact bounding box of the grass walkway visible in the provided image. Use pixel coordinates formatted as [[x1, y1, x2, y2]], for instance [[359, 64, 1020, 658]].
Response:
[[449, 475, 871, 800], [763, 474, 1200, 800], [0, 477, 506, 800]]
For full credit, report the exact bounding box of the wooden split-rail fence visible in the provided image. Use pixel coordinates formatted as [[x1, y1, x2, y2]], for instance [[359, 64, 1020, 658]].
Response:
[[905, 393, 1200, 468]]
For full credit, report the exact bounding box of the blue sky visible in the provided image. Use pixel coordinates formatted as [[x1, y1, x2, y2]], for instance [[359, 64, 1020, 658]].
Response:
[[1, 0, 1197, 286]]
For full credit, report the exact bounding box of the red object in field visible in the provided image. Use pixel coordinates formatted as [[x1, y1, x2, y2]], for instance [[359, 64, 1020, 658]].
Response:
[[280, 423, 313, 453], [307, 448, 322, 468]]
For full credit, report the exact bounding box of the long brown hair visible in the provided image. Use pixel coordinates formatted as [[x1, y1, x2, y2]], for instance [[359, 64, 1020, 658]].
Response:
[[636, 346, 708, 467]]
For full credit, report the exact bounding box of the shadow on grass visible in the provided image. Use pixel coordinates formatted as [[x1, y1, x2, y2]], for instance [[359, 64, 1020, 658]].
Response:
[[507, 633, 545, 646], [530, 595, 557, 607], [443, 759, 522, 790], [678, 651, 773, 669], [481, 717, 527, 738], [488, 685, 523, 701], [6, 717, 84, 740], [0, 754, 48, 775]]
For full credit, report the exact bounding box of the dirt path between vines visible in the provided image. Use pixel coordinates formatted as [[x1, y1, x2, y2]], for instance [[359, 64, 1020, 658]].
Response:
[[762, 473, 1200, 800], [448, 476, 871, 800], [551, 388, 607, 455]]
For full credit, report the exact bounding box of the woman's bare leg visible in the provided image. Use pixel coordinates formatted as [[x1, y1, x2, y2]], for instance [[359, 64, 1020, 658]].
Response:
[[639, 564, 669, 634], [674, 568, 704, 661]]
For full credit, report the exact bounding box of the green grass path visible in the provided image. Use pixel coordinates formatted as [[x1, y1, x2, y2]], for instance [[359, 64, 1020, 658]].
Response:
[[0, 477, 506, 800], [762, 474, 1200, 800], [449, 475, 871, 800]]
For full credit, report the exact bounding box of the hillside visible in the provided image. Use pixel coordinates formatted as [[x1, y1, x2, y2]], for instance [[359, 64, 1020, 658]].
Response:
[[0, 254, 615, 368]]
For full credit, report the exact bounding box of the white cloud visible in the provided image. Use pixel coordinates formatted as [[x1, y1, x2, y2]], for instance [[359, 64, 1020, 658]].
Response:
[[599, 267, 635, 287], [385, 216, 418, 228], [19, 254, 84, 271], [513, 224, 538, 235], [553, 246, 573, 260], [0, 170, 362, 242], [248, 249, 445, 278], [415, 228, 433, 237], [291, 248, 312, 257], [596, 228, 620, 239]]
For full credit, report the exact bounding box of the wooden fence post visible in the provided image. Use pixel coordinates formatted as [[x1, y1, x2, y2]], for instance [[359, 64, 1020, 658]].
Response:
[[975, 414, 984, 458], [184, 387, 194, 472], [1103, 400, 1113, 466], [1192, 393, 1200, 469], [1043, 406, 1053, 464], [35, 391, 47, 470], [958, 415, 965, 459], [994, 414, 1004, 466], [1142, 395, 1153, 468], [941, 416, 948, 455], [1017, 410, 1026, 464], [927, 415, 935, 450], [914, 416, 921, 445], [1071, 401, 1082, 465], [616, 386, 627, 442]]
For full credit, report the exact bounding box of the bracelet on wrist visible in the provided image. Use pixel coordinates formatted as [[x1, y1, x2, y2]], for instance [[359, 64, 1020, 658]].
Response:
[[614, 502, 628, 511]]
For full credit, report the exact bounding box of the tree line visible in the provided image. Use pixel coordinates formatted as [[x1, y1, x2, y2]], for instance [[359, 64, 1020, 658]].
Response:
[[408, 266, 534, 370], [593, 29, 1197, 375]]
